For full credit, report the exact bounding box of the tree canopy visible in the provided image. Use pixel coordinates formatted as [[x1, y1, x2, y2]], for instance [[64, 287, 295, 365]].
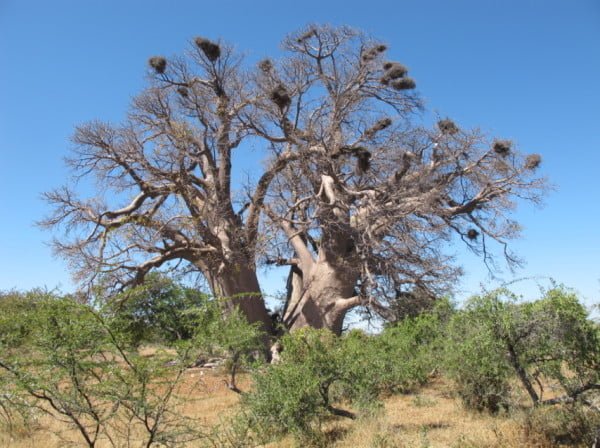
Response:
[[42, 25, 546, 333]]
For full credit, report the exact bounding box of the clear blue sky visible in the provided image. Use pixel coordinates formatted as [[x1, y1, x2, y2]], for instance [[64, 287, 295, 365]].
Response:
[[1, 0, 599, 310]]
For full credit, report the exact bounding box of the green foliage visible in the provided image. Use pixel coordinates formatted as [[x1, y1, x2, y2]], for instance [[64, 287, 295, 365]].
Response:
[[101, 274, 266, 393], [242, 329, 351, 446], [241, 308, 449, 446], [375, 300, 451, 394], [334, 329, 386, 407], [187, 299, 266, 392], [100, 276, 266, 393], [5, 282, 597, 447], [103, 273, 209, 345], [444, 293, 514, 412], [0, 289, 54, 349], [444, 287, 600, 413], [188, 299, 264, 358], [515, 288, 600, 394], [0, 289, 205, 447], [0, 282, 269, 446]]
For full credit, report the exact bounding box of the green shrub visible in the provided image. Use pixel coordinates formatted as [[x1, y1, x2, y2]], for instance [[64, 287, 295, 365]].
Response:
[[444, 294, 514, 412], [187, 299, 266, 392], [243, 328, 356, 445], [0, 289, 53, 348], [375, 300, 450, 394], [0, 290, 206, 447], [518, 288, 600, 398], [444, 287, 600, 414], [241, 309, 449, 447], [101, 273, 209, 345]]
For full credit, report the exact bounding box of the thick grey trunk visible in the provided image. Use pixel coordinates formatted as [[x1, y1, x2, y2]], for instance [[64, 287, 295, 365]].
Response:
[[284, 261, 358, 335], [204, 263, 273, 336]]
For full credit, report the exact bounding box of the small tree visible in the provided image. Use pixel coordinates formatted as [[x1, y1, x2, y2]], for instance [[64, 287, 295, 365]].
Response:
[[445, 294, 514, 412], [445, 287, 600, 413], [187, 298, 266, 393], [241, 329, 360, 446], [0, 291, 206, 447], [374, 299, 451, 393], [103, 273, 209, 344]]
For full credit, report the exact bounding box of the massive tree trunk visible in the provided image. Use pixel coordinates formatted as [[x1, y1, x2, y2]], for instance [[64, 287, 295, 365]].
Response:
[[215, 264, 273, 333], [279, 174, 364, 335], [283, 257, 360, 335], [202, 259, 273, 336]]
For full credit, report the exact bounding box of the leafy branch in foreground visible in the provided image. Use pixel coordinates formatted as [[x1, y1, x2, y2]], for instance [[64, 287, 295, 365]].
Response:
[[0, 291, 206, 447]]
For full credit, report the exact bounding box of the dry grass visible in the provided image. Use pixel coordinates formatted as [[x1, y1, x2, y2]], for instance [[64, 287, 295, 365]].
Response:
[[0, 368, 245, 448], [0, 372, 568, 448], [332, 378, 530, 448]]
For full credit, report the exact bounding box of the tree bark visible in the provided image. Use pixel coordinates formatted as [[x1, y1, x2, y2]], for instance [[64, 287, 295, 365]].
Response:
[[204, 262, 274, 337], [284, 259, 359, 335], [506, 342, 539, 404]]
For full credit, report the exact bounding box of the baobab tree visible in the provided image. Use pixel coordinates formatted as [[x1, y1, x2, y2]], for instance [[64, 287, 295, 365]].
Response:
[[42, 25, 546, 335], [251, 26, 546, 333], [41, 36, 283, 332]]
